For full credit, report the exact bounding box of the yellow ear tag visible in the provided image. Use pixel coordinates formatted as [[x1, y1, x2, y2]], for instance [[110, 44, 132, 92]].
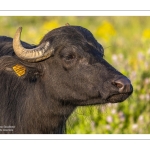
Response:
[[13, 64, 26, 77]]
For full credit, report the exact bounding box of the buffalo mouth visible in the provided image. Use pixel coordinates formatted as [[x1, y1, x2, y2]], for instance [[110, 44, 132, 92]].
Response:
[[72, 92, 132, 106], [106, 92, 132, 103], [88, 92, 133, 105]]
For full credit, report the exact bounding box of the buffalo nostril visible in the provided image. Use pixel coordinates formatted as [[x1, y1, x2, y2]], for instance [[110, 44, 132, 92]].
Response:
[[114, 82, 123, 89], [113, 77, 132, 93]]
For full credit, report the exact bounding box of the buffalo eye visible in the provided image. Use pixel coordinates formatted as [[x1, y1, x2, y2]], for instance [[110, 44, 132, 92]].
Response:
[[59, 49, 76, 62], [59, 49, 77, 69], [64, 53, 75, 61]]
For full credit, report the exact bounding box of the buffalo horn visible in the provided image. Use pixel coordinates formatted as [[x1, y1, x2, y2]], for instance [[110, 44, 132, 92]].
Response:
[[13, 27, 54, 62]]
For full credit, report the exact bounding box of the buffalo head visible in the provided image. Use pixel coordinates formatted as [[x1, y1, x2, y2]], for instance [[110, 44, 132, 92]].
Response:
[[13, 25, 133, 106]]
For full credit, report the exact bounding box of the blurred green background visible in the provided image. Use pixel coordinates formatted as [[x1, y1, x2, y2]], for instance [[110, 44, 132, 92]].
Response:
[[0, 16, 149, 134]]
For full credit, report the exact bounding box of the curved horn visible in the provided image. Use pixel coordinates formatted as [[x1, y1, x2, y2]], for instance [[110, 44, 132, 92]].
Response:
[[13, 27, 54, 62]]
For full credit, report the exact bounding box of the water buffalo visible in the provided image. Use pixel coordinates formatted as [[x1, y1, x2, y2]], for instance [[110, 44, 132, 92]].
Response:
[[0, 24, 133, 134]]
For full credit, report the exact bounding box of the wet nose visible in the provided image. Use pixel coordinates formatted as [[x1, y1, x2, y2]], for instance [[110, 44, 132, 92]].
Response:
[[112, 77, 133, 93]]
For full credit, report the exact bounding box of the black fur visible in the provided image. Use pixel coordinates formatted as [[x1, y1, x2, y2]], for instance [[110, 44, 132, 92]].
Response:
[[0, 26, 133, 134]]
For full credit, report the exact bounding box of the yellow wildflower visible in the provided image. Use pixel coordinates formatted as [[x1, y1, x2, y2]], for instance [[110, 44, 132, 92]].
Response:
[[42, 20, 59, 31], [96, 20, 116, 42], [142, 29, 150, 39]]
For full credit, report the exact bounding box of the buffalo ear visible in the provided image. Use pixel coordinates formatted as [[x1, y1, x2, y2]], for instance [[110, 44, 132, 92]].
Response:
[[25, 67, 43, 83], [0, 56, 43, 83], [0, 56, 26, 77]]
